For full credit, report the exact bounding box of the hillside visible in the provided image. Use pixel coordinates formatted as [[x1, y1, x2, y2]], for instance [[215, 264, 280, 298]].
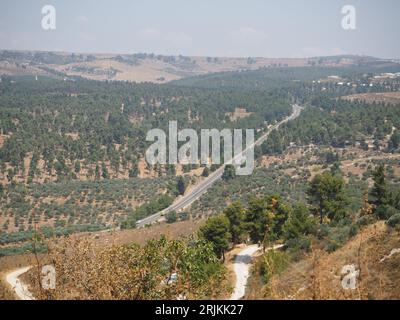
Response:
[[1, 61, 400, 253], [0, 57, 400, 302], [1, 50, 396, 83], [246, 221, 400, 300]]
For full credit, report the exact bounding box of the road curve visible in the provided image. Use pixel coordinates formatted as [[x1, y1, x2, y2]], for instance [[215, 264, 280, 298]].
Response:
[[230, 244, 285, 300], [137, 104, 303, 228], [5, 266, 35, 300]]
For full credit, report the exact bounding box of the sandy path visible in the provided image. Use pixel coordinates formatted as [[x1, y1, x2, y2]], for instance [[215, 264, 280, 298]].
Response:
[[230, 245, 260, 300], [5, 266, 35, 300], [230, 244, 284, 300]]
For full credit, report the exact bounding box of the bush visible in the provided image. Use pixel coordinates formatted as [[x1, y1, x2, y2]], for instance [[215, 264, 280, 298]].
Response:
[[349, 223, 359, 237], [259, 250, 289, 283], [325, 241, 340, 253], [166, 211, 178, 224], [285, 236, 312, 253], [179, 211, 190, 221], [387, 213, 400, 229], [324, 225, 352, 252], [317, 224, 330, 239], [356, 215, 377, 227], [375, 205, 399, 220]]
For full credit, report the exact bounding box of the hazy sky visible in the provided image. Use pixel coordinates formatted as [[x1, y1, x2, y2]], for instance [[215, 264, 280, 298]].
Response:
[[0, 0, 399, 58]]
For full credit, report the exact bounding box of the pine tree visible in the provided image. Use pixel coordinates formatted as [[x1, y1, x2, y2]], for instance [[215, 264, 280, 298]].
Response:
[[283, 204, 317, 241], [202, 167, 210, 177], [370, 165, 388, 207], [177, 176, 186, 195], [95, 164, 101, 180], [223, 201, 245, 245], [245, 197, 275, 250], [222, 165, 235, 181], [199, 215, 231, 261], [74, 161, 81, 174], [307, 172, 348, 223], [101, 162, 109, 179]]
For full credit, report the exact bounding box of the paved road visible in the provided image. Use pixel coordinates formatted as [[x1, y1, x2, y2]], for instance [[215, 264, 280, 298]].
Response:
[[136, 104, 303, 228], [230, 244, 285, 300], [5, 266, 35, 300]]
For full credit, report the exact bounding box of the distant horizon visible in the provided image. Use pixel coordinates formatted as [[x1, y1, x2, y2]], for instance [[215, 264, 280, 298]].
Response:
[[0, 47, 396, 61]]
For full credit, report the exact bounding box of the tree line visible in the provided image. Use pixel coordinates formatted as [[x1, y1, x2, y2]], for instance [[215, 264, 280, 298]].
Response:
[[199, 164, 400, 260]]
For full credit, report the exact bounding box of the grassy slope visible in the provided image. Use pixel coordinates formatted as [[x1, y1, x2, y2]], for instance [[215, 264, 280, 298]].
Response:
[[246, 221, 400, 300]]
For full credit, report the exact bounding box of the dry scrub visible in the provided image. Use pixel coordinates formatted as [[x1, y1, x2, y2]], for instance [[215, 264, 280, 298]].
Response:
[[248, 222, 400, 300]]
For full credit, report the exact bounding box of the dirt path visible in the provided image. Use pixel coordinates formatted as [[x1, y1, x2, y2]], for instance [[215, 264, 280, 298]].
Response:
[[230, 245, 260, 300], [230, 244, 284, 300], [5, 266, 34, 300]]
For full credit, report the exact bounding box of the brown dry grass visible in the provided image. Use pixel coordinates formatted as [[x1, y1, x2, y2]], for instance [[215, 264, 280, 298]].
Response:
[[0, 253, 39, 300], [0, 218, 206, 300], [81, 218, 206, 247], [255, 222, 400, 300], [226, 108, 253, 122]]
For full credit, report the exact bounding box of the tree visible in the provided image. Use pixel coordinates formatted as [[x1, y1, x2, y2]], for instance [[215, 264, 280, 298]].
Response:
[[129, 165, 139, 178], [330, 161, 341, 176], [101, 162, 109, 179], [177, 176, 187, 196], [388, 130, 400, 152], [245, 197, 274, 250], [325, 151, 339, 164], [210, 164, 219, 172], [179, 211, 189, 221], [283, 204, 317, 241], [267, 196, 290, 240], [370, 165, 388, 208], [307, 172, 348, 224], [223, 201, 245, 245], [360, 139, 369, 151], [222, 165, 235, 181], [199, 215, 231, 261], [95, 164, 101, 180], [166, 164, 176, 176], [166, 211, 177, 224], [201, 167, 210, 177], [74, 161, 81, 174]]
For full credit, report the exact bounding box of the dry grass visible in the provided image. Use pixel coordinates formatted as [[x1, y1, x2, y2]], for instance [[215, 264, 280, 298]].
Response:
[[0, 253, 39, 300], [256, 222, 400, 300], [226, 108, 253, 122], [0, 218, 206, 300], [80, 218, 206, 247], [22, 234, 229, 300]]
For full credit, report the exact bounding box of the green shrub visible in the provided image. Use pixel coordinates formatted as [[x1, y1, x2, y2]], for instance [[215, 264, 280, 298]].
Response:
[[324, 225, 352, 252], [179, 211, 190, 221], [166, 211, 178, 224], [326, 240, 340, 253], [375, 205, 399, 220], [285, 236, 312, 252], [356, 215, 376, 227], [349, 223, 359, 237], [259, 249, 289, 283], [387, 213, 400, 228]]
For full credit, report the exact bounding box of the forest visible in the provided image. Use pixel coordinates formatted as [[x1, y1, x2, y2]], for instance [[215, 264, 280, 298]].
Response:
[[1, 63, 400, 252]]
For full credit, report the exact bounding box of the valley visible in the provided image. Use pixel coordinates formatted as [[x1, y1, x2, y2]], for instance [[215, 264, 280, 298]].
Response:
[[0, 50, 400, 300]]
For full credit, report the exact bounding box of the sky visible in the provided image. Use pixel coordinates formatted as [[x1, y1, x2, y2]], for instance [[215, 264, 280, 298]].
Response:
[[0, 0, 399, 59]]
